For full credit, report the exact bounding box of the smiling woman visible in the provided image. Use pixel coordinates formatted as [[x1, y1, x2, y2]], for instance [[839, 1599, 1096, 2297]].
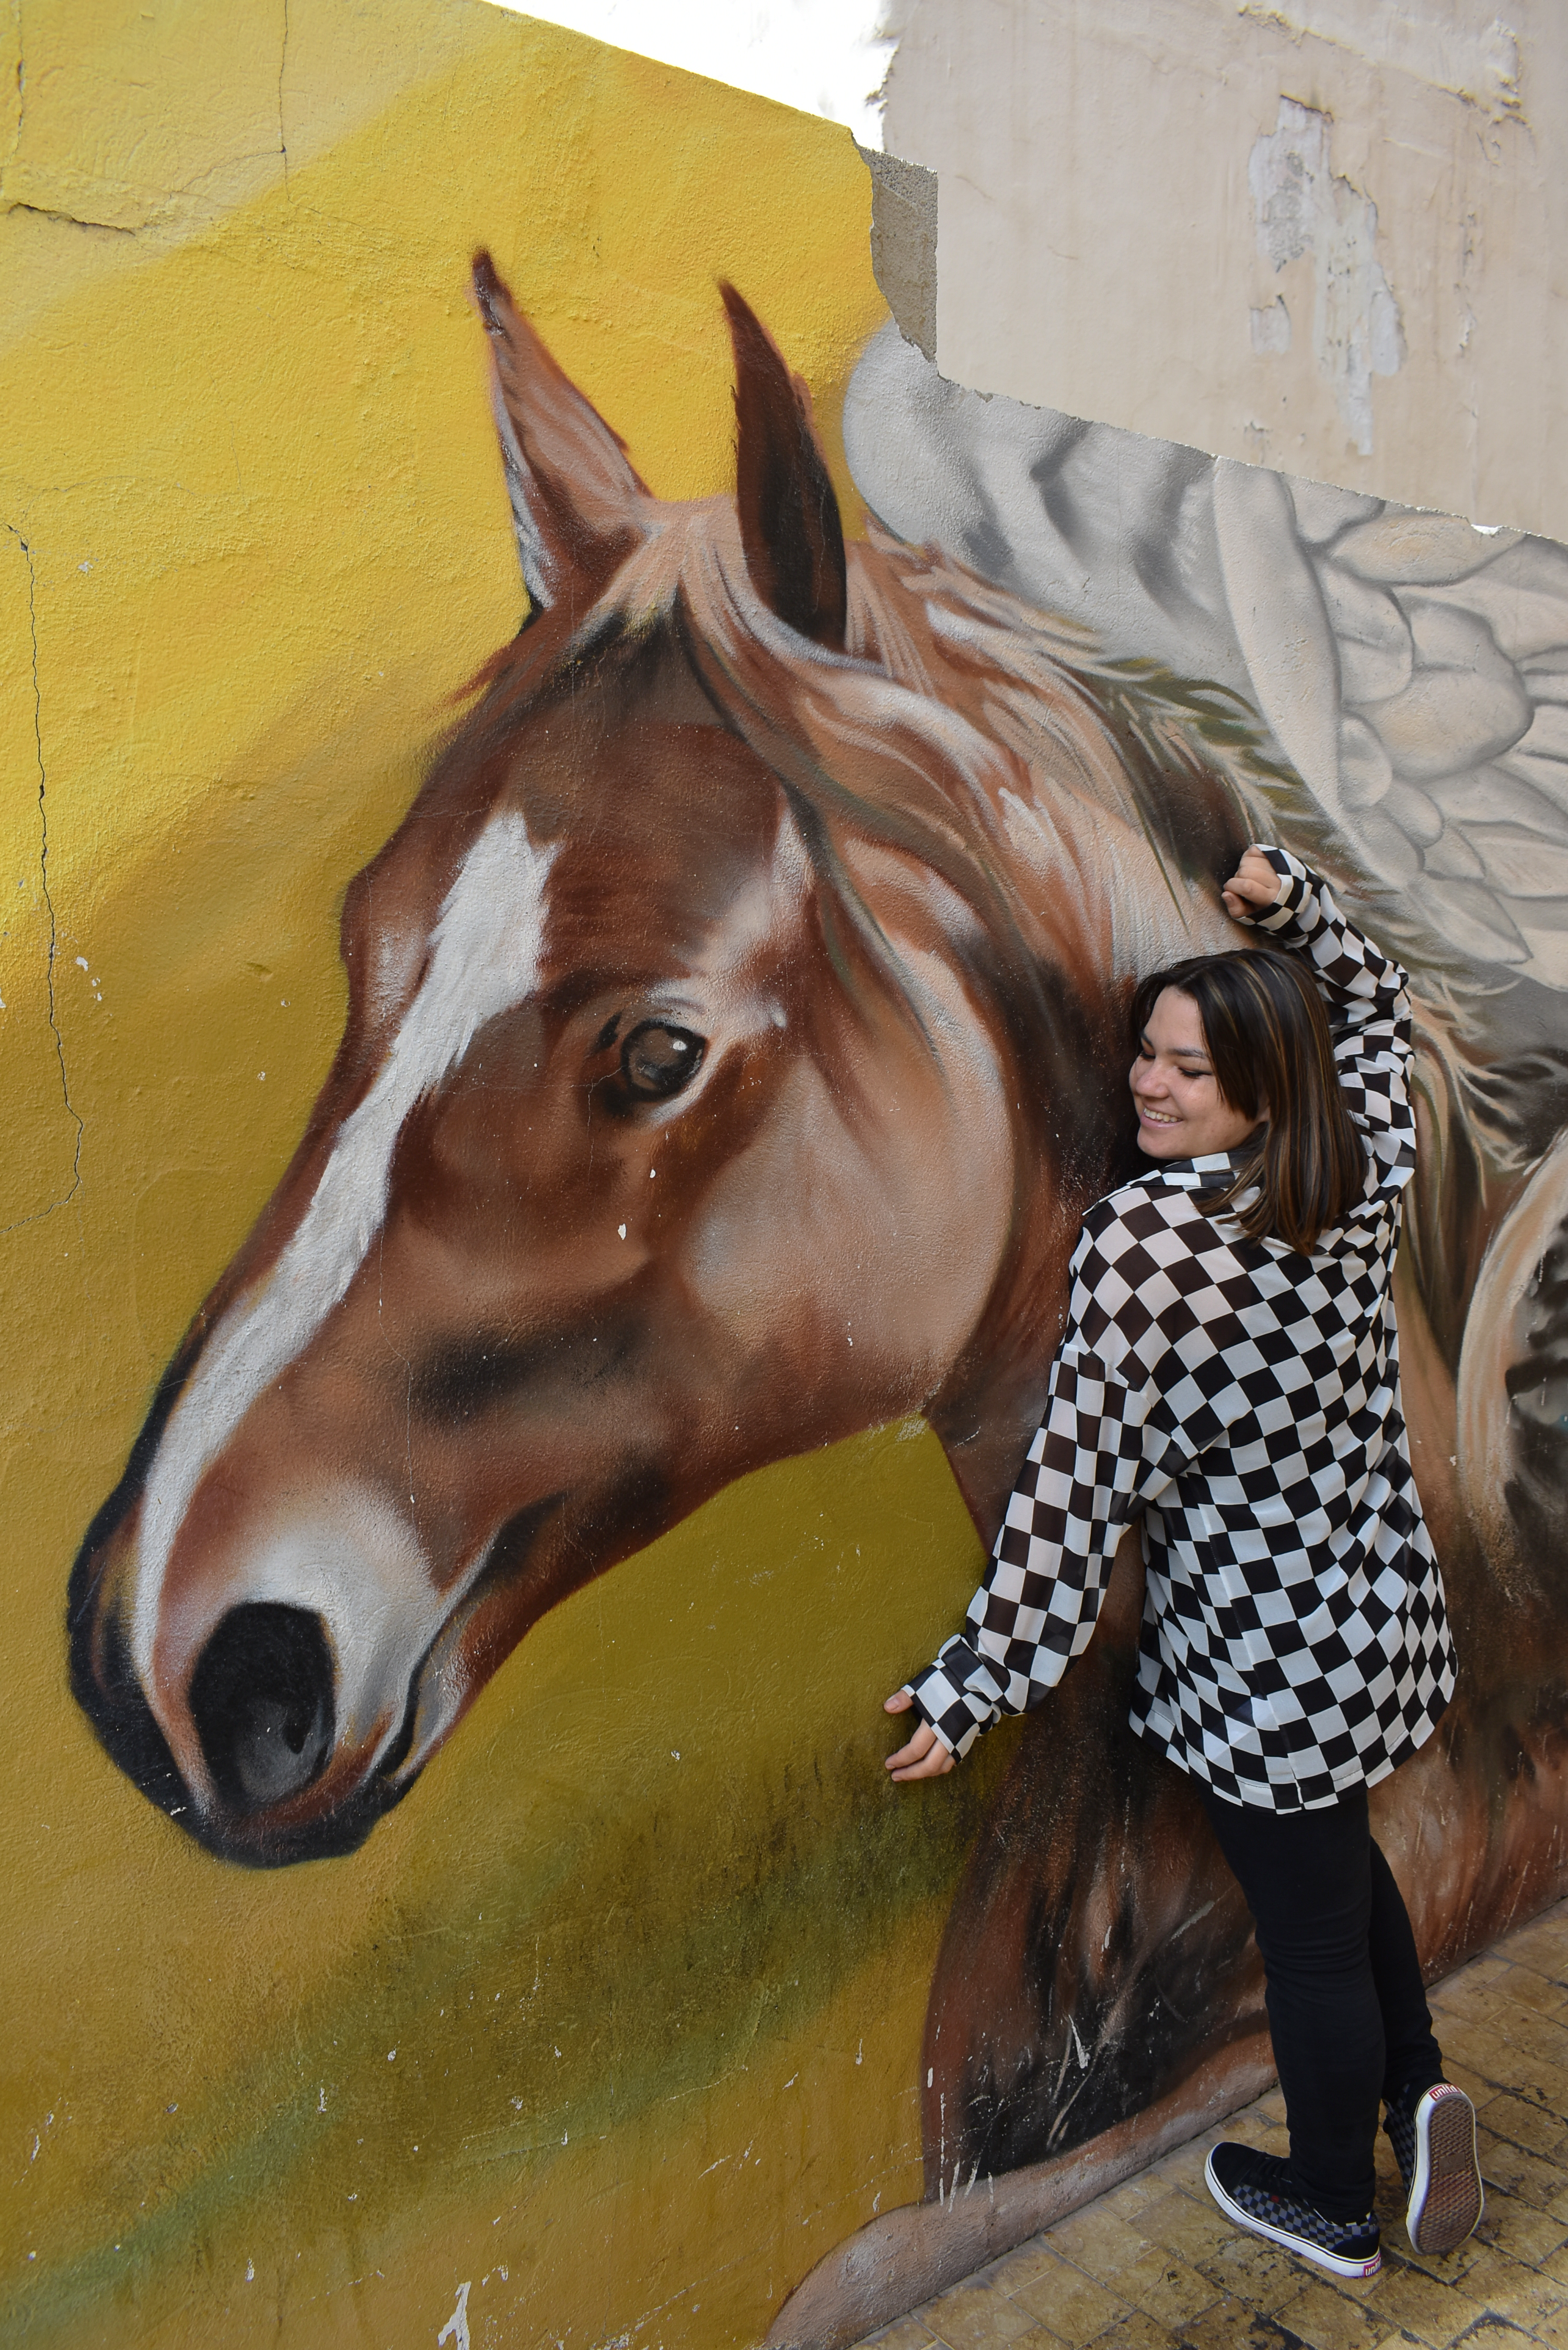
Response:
[[887, 841, 1481, 2278], [1128, 849, 1370, 1253], [1129, 983, 1262, 1160]]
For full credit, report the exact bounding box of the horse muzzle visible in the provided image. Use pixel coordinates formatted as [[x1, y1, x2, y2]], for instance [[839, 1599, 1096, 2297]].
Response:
[[66, 1478, 482, 1866], [69, 1588, 400, 1866]]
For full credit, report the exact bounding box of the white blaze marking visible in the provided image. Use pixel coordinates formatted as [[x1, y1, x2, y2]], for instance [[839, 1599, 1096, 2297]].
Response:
[[131, 812, 558, 1681]]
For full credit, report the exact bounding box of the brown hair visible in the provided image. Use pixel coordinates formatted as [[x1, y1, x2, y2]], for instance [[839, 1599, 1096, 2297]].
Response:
[[1130, 949, 1367, 1254]]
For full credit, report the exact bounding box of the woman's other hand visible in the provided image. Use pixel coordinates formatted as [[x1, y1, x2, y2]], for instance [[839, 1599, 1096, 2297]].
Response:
[[1222, 846, 1283, 920], [883, 1687, 955, 1779]]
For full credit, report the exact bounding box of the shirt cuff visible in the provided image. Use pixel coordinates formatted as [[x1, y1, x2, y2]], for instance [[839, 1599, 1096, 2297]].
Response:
[[906, 1638, 1004, 1760], [1240, 843, 1309, 934]]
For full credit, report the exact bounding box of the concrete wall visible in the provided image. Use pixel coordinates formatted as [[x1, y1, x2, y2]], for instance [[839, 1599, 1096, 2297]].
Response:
[[882, 0, 1568, 537]]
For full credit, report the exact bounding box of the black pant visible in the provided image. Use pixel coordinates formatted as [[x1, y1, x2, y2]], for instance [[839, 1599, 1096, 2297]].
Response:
[[1200, 1782, 1446, 2220]]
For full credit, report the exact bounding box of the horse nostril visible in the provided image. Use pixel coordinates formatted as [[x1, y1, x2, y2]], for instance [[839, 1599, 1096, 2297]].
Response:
[[188, 1604, 336, 1814]]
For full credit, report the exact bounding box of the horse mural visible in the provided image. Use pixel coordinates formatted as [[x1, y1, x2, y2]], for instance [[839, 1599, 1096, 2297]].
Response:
[[67, 255, 1568, 2336]]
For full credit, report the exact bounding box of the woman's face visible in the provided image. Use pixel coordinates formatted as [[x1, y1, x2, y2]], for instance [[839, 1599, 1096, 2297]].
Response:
[[1129, 987, 1263, 1160]]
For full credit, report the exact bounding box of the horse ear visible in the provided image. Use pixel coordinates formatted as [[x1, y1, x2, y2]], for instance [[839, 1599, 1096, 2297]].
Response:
[[721, 284, 848, 651], [472, 250, 651, 613]]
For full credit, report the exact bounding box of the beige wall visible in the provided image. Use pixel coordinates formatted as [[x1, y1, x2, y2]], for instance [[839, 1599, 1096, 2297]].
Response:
[[881, 0, 1568, 537]]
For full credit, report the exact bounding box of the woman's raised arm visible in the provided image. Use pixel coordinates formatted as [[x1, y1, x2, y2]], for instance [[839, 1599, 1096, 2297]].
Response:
[[1229, 843, 1416, 1196]]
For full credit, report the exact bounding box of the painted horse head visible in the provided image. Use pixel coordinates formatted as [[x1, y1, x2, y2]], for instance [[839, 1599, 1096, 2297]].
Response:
[[69, 256, 1250, 1864]]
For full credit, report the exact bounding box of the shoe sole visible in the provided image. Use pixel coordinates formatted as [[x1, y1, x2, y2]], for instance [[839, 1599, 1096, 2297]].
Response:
[[1204, 2147, 1382, 2280], [1408, 2088, 1484, 2256]]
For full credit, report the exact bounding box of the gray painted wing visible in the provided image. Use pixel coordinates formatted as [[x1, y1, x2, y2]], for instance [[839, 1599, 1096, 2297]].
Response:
[[844, 324, 1568, 996]]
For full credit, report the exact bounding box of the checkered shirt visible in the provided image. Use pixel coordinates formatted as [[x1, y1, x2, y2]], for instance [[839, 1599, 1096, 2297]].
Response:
[[909, 848, 1456, 1811]]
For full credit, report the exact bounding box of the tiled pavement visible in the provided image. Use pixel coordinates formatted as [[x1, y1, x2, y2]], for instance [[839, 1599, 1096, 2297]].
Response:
[[860, 1898, 1568, 2350]]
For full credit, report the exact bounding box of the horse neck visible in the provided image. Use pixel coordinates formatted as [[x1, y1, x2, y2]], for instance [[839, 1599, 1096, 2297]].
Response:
[[906, 702, 1244, 1542]]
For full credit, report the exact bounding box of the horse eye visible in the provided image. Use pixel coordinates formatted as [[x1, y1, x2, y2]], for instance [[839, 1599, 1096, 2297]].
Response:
[[620, 1021, 706, 1101]]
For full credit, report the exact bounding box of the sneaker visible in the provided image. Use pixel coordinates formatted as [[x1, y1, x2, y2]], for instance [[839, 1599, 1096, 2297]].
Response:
[[1205, 2141, 1382, 2280], [1385, 2084, 1484, 2255]]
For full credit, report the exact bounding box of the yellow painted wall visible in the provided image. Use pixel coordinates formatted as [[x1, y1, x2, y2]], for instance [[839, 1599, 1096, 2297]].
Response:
[[0, 6, 1002, 2340]]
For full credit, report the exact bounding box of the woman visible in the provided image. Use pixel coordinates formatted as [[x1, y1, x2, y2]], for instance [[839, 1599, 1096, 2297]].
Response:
[[885, 844, 1484, 2282]]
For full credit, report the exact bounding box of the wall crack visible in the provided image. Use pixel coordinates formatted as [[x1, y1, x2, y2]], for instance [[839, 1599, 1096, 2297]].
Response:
[[5, 199, 140, 235], [8, 0, 22, 174], [278, 0, 289, 185], [4, 519, 84, 1230]]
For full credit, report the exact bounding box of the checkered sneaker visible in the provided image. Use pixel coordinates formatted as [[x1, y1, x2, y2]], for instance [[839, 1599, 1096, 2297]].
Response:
[[1384, 2094, 1416, 2188], [1387, 2084, 1484, 2255], [1205, 2141, 1382, 2280], [908, 850, 1457, 1813]]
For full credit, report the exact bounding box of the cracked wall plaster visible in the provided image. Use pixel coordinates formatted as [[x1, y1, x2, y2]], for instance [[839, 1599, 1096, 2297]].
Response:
[[1238, 2, 1524, 121], [0, 0, 482, 248]]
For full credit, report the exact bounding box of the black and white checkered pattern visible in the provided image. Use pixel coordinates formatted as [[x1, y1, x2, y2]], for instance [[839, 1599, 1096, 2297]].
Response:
[[1205, 2142, 1381, 2276], [909, 848, 1457, 1811]]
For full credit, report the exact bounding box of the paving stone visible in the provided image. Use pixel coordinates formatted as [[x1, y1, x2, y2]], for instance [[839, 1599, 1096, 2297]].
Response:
[[963, 2252, 1022, 2295], [1460, 2244, 1568, 2332], [1493, 1968, 1568, 2024], [1433, 1983, 1512, 2031], [1271, 2277, 1392, 2349], [1391, 2230, 1487, 2290], [1481, 2093, 1568, 2169], [1079, 2312, 1180, 2350], [993, 2241, 1081, 2297], [1141, 2188, 1242, 2270], [1473, 2186, 1568, 2269], [1362, 2254, 1489, 2346], [1113, 2244, 1222, 2329], [1047, 2204, 1158, 2281], [1434, 2019, 1509, 2088], [1495, 1914, 1568, 1989], [1008, 2257, 1137, 2345], [1165, 2296, 1311, 2349], [863, 2321, 940, 2348], [1458, 2023, 1568, 2114], [1194, 2232, 1321, 2319], [1478, 2128, 1568, 2214], [1489, 2008, 1568, 2075], [1435, 2325, 1538, 2349], [1103, 2175, 1170, 2225], [924, 2282, 1044, 2348]]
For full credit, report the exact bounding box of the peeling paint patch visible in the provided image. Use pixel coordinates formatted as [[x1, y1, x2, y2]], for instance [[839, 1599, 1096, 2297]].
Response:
[[437, 2280, 470, 2350], [1248, 97, 1405, 455]]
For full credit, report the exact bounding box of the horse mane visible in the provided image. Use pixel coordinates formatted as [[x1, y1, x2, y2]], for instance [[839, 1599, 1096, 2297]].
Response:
[[441, 499, 1274, 1196]]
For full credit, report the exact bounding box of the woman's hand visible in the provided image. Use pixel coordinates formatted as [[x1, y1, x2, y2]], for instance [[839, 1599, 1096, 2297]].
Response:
[[1222, 846, 1283, 920], [883, 1687, 955, 1779]]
